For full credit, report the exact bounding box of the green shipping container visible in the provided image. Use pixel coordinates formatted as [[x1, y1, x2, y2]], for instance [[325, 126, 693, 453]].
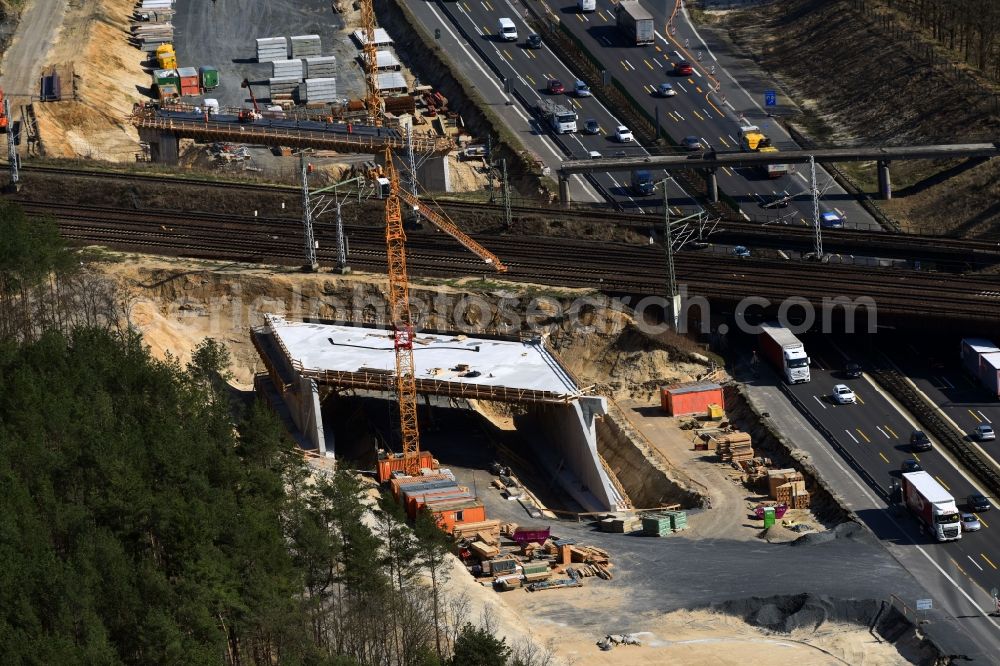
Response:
[[199, 66, 219, 90], [153, 68, 179, 88]]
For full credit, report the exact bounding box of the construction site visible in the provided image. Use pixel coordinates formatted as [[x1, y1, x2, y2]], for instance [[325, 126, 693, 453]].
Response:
[[2, 0, 995, 662]]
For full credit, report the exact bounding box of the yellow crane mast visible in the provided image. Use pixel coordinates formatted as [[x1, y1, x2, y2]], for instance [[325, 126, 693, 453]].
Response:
[[380, 149, 508, 474], [360, 0, 384, 126]]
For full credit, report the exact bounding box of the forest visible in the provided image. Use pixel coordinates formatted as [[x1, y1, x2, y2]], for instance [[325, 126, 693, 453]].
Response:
[[0, 205, 543, 664]]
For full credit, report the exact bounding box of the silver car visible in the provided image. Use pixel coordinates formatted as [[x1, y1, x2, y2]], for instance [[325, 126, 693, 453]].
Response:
[[961, 513, 981, 532], [975, 423, 995, 441]]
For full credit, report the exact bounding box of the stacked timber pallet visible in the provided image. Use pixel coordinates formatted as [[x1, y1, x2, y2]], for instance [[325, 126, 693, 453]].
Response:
[[305, 56, 337, 78], [290, 35, 322, 58], [714, 431, 754, 463], [301, 78, 337, 103], [768, 468, 810, 509], [271, 59, 305, 79], [598, 514, 642, 533], [256, 37, 289, 62]]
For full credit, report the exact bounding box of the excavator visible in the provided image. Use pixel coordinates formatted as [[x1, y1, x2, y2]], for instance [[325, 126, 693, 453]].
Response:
[[238, 78, 262, 122]]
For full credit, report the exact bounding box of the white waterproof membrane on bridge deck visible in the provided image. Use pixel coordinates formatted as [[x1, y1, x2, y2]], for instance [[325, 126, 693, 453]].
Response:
[[267, 316, 581, 396]]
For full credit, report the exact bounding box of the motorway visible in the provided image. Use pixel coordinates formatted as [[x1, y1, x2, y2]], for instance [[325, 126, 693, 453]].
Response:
[[539, 0, 878, 229], [408, 0, 701, 215], [784, 336, 1000, 617]]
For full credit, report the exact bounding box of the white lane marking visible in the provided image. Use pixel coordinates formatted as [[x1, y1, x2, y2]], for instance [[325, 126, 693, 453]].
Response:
[[978, 410, 992, 423], [876, 426, 890, 439], [673, 110, 685, 121], [425, 2, 604, 203], [812, 395, 827, 410], [727, 134, 738, 145], [676, 82, 687, 93], [844, 429, 859, 443], [797, 171, 808, 182], [936, 375, 955, 389], [967, 555, 984, 572]]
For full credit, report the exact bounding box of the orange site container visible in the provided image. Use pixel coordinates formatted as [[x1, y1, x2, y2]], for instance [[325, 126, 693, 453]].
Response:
[[378, 451, 436, 482], [390, 473, 454, 500], [427, 498, 486, 534], [406, 487, 472, 519], [660, 381, 724, 416]]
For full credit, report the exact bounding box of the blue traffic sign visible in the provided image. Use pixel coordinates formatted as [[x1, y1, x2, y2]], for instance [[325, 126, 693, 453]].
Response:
[[765, 90, 777, 107]]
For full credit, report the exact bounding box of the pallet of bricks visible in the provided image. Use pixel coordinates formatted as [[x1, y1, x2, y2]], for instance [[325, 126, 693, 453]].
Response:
[[714, 431, 753, 464], [641, 510, 688, 537], [768, 468, 810, 509]]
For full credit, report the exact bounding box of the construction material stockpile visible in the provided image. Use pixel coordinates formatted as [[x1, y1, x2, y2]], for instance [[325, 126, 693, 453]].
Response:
[[305, 56, 337, 78], [131, 0, 175, 50], [640, 510, 687, 537], [290, 35, 322, 58], [768, 468, 810, 509], [301, 78, 337, 103], [272, 59, 305, 79], [256, 37, 289, 62], [714, 431, 753, 462]]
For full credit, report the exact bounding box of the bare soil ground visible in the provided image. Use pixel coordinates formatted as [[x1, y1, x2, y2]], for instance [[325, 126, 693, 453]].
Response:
[[704, 0, 1000, 236], [31, 0, 146, 162]]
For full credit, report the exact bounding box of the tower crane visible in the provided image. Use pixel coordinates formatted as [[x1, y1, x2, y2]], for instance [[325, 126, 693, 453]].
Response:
[[380, 148, 507, 476], [359, 0, 384, 126]]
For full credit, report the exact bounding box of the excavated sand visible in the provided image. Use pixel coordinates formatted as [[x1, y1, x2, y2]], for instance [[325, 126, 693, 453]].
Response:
[[33, 0, 145, 161]]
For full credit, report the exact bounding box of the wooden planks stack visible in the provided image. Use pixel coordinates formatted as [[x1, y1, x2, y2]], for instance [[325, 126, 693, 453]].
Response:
[[715, 431, 754, 463], [599, 515, 642, 533], [451, 519, 501, 543], [768, 468, 810, 509]]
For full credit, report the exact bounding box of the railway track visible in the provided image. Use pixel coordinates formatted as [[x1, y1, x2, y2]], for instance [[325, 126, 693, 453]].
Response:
[[14, 164, 1000, 269], [29, 200, 1000, 324]]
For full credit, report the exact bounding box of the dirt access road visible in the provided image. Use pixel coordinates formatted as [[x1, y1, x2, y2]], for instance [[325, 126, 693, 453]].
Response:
[[0, 0, 67, 106]]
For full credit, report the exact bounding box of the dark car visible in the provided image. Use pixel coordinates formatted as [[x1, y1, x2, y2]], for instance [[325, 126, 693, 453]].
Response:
[[674, 60, 693, 76], [547, 79, 564, 94], [900, 459, 922, 474], [843, 361, 862, 379], [681, 135, 703, 151], [583, 118, 601, 135], [967, 493, 992, 512], [756, 192, 790, 209], [526, 33, 542, 49], [909, 430, 932, 452]]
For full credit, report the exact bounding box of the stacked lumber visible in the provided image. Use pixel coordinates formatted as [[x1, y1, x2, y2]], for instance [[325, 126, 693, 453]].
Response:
[[470, 541, 499, 559], [599, 515, 642, 533], [570, 544, 610, 565], [451, 519, 501, 542], [768, 468, 810, 509], [715, 431, 754, 462], [566, 563, 613, 580]]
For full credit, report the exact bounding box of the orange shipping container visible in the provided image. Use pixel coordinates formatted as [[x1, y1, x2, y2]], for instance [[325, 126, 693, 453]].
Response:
[[428, 499, 486, 534], [390, 473, 453, 500], [662, 382, 724, 416], [378, 451, 436, 482]]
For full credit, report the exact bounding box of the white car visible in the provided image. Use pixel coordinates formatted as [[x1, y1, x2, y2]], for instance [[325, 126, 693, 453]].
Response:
[[831, 384, 856, 404], [588, 150, 602, 159], [615, 125, 633, 142], [975, 423, 995, 441]]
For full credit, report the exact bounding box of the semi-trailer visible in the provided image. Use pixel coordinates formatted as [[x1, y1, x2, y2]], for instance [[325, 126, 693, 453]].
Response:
[[758, 323, 810, 383], [900, 471, 962, 541]]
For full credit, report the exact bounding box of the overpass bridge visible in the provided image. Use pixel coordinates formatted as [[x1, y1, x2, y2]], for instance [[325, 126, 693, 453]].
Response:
[[557, 143, 1000, 205]]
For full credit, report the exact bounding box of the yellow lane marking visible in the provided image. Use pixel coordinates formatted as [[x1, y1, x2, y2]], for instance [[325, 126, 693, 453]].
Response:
[[463, 1, 471, 10], [718, 136, 729, 147], [576, 12, 584, 21], [950, 557, 967, 576], [692, 109, 704, 120], [695, 86, 703, 93], [884, 425, 898, 438], [969, 408, 983, 423], [856, 394, 865, 404], [620, 60, 629, 70], [935, 475, 950, 491], [525, 74, 535, 85], [645, 59, 654, 69], [857, 429, 871, 443], [483, 25, 490, 35], [687, 77, 695, 84], [483, 0, 492, 9], [878, 451, 889, 463], [502, 50, 512, 61], [981, 553, 998, 570], [977, 513, 989, 528], [598, 10, 608, 21], [655, 45, 662, 52], [912, 453, 920, 462]]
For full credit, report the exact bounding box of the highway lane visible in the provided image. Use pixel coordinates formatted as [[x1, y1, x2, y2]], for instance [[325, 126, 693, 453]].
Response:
[[784, 338, 1000, 604], [430, 0, 702, 216], [544, 0, 877, 229], [887, 337, 1000, 479]]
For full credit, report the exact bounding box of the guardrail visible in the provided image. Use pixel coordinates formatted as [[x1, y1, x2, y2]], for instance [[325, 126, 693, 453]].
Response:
[[866, 362, 1000, 499]]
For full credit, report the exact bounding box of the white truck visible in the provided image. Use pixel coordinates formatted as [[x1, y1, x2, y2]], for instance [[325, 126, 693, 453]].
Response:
[[577, 0, 596, 11], [535, 99, 578, 134], [616, 1, 654, 46], [758, 323, 810, 383], [901, 471, 962, 541]]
